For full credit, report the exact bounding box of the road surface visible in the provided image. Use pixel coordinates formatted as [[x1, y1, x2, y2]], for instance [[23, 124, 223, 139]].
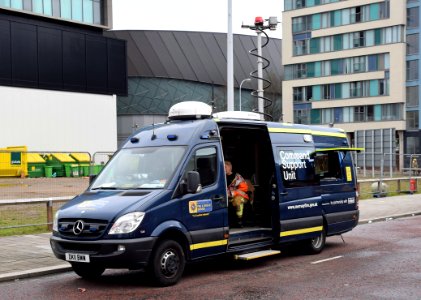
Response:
[[1, 216, 420, 299]]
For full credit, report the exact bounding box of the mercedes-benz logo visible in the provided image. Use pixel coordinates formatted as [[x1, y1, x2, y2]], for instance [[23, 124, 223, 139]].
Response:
[[73, 220, 85, 235]]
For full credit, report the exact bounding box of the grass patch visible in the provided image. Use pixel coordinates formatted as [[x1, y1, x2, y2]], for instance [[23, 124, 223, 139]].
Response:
[[0, 202, 65, 237], [358, 178, 419, 200]]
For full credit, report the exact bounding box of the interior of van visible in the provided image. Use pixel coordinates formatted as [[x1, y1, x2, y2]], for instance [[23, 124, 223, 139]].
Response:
[[218, 124, 277, 247]]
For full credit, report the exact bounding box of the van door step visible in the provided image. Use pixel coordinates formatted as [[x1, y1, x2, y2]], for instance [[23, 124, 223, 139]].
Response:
[[234, 249, 281, 261]]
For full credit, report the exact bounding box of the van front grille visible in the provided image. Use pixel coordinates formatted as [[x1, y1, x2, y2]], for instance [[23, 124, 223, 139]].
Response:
[[58, 218, 109, 238]]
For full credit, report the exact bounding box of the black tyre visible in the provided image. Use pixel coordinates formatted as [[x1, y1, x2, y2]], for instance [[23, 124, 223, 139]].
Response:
[[72, 263, 105, 279], [149, 239, 186, 286], [305, 229, 326, 254]]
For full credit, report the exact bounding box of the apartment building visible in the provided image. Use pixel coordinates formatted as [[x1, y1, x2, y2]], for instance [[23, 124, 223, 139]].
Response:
[[282, 0, 419, 168]]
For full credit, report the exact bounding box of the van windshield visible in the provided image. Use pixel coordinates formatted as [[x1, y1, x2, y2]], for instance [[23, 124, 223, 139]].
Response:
[[91, 146, 186, 190]]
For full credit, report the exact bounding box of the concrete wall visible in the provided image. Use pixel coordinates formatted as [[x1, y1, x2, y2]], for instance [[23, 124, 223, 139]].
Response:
[[0, 86, 117, 155]]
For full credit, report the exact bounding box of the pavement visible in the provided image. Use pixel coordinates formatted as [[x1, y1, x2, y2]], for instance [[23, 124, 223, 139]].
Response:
[[1, 194, 421, 283]]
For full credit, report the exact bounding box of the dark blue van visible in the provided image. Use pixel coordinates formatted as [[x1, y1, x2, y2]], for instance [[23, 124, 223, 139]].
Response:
[[50, 101, 360, 286]]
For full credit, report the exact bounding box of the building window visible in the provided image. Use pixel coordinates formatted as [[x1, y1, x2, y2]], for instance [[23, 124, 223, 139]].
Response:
[[284, 54, 389, 81], [407, 60, 419, 81], [293, 87, 304, 102], [322, 108, 334, 124], [294, 109, 310, 124], [351, 6, 362, 23], [293, 26, 403, 57], [93, 0, 102, 25], [407, 111, 419, 130], [83, 0, 94, 23], [350, 82, 362, 98], [353, 56, 366, 73], [60, 0, 71, 19], [354, 106, 367, 122], [407, 7, 419, 29], [323, 84, 331, 99], [353, 31, 365, 48], [366, 106, 374, 121], [292, 16, 310, 33], [407, 34, 419, 55], [382, 104, 402, 121], [297, 64, 307, 78], [294, 39, 309, 56], [407, 86, 419, 108], [406, 136, 420, 154], [72, 0, 83, 21], [11, 0, 23, 9]]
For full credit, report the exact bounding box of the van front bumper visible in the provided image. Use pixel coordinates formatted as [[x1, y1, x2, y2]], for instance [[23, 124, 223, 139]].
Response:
[[50, 235, 158, 269]]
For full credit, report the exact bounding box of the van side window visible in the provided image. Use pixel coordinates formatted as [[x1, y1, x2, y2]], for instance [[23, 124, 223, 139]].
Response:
[[314, 151, 343, 181], [279, 148, 318, 188], [185, 147, 217, 187]]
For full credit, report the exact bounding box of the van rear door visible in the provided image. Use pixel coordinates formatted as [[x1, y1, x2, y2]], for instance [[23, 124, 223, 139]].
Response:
[[315, 148, 360, 234]]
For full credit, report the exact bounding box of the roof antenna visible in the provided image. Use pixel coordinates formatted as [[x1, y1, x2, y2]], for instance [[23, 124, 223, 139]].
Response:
[[151, 115, 157, 140]]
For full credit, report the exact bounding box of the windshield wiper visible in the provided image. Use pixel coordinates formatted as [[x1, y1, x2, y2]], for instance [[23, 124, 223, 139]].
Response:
[[91, 186, 117, 190]]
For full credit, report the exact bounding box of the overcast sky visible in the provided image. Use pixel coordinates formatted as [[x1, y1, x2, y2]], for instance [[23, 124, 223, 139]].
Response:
[[112, 0, 283, 39]]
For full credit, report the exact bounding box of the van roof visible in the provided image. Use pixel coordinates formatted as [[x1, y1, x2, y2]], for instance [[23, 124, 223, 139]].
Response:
[[123, 117, 347, 149]]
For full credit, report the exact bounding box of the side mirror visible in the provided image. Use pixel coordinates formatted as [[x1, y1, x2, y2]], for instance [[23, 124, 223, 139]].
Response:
[[186, 171, 201, 194], [89, 175, 97, 185]]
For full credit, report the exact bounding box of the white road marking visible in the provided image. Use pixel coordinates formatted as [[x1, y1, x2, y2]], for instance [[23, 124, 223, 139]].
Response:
[[311, 255, 343, 264]]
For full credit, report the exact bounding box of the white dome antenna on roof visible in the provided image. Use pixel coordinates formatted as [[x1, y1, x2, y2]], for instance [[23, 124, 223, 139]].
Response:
[[168, 101, 212, 120]]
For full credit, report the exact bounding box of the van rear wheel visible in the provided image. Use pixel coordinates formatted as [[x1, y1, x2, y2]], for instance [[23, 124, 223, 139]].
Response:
[[149, 239, 185, 286], [305, 229, 326, 254], [72, 263, 105, 279]]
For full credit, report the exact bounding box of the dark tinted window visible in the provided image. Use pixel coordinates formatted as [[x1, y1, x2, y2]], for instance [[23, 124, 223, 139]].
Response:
[[185, 147, 217, 187], [279, 147, 318, 188]]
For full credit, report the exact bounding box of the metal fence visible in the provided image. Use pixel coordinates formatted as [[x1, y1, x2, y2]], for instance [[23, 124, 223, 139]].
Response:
[[1, 149, 421, 232], [0, 150, 114, 234], [353, 152, 421, 178]]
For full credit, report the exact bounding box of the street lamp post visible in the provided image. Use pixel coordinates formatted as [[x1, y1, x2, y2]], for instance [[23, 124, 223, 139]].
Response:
[[239, 78, 251, 111]]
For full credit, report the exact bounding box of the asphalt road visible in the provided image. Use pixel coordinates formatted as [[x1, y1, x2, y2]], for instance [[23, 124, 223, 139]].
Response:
[[1, 216, 421, 300]]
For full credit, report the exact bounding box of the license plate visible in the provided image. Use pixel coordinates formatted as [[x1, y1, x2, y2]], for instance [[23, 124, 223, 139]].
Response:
[[65, 253, 90, 263]]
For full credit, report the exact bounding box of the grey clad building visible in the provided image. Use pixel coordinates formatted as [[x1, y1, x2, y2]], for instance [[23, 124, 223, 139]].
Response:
[[0, 0, 127, 154], [105, 30, 282, 146]]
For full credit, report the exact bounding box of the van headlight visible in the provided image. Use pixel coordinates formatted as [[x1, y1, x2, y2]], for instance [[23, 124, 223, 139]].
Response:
[[109, 212, 145, 235], [53, 211, 59, 232]]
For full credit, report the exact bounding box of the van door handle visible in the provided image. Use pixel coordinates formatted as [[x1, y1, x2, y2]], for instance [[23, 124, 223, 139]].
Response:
[[212, 195, 225, 202], [280, 191, 288, 196]]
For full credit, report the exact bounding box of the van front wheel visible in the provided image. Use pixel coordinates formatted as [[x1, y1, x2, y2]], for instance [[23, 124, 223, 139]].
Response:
[[149, 239, 185, 286], [305, 229, 326, 254]]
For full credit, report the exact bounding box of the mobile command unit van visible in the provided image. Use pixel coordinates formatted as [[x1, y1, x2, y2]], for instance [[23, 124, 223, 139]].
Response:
[[50, 101, 361, 286]]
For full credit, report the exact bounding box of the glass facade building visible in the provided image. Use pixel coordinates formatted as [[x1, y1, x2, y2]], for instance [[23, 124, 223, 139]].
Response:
[[406, 1, 421, 154], [0, 0, 107, 27]]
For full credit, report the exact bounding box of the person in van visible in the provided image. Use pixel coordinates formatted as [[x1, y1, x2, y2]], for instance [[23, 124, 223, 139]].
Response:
[[225, 160, 249, 227]]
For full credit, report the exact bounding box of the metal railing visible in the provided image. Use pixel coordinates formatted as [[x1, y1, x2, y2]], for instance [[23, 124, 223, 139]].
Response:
[[0, 197, 71, 231], [0, 150, 115, 234]]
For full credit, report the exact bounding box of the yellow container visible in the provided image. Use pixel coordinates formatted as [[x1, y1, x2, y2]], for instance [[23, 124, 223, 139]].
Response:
[[0, 146, 28, 177], [70, 153, 90, 163]]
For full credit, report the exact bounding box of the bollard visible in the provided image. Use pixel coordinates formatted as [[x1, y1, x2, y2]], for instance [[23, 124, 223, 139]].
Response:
[[410, 178, 416, 194], [46, 200, 53, 231]]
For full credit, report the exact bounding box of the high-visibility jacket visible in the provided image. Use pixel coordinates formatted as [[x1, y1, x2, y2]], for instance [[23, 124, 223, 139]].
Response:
[[227, 173, 249, 200]]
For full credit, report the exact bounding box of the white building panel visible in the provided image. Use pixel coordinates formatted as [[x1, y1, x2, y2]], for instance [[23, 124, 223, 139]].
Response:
[[0, 86, 117, 155]]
